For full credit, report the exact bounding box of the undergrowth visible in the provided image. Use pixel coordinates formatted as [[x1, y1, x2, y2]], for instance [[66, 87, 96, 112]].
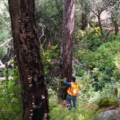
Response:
[[49, 92, 96, 120]]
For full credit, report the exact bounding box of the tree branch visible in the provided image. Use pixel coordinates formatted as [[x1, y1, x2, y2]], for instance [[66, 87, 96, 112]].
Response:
[[0, 65, 5, 70], [0, 60, 3, 66], [0, 38, 12, 48], [73, 57, 93, 73]]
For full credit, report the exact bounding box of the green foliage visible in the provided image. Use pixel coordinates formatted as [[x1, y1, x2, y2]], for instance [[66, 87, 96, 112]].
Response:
[[0, 31, 9, 42], [49, 93, 93, 120], [41, 45, 60, 74], [50, 107, 86, 120], [0, 1, 120, 119], [0, 1, 11, 59], [74, 31, 120, 90], [110, 0, 120, 18], [0, 47, 8, 59], [40, 44, 62, 102], [35, 0, 62, 45], [0, 66, 22, 120], [81, 28, 103, 51], [98, 98, 119, 108], [0, 28, 9, 59]]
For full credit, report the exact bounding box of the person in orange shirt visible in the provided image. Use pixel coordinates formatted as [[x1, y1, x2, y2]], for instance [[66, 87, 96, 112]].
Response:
[[64, 76, 79, 110]]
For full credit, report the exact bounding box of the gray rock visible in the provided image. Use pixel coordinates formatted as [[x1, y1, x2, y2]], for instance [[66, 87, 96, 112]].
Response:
[[93, 109, 120, 120]]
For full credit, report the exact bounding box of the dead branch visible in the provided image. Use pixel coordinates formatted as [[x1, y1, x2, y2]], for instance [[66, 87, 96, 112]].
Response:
[[73, 57, 93, 73], [0, 65, 5, 70], [0, 60, 3, 66], [39, 28, 44, 40], [0, 38, 12, 48]]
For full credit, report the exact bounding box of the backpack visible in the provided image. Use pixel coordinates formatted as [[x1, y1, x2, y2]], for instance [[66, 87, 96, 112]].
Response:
[[67, 82, 79, 96]]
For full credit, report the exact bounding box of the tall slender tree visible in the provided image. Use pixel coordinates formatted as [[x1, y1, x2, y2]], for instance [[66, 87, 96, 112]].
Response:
[[60, 0, 75, 100], [8, 0, 49, 120]]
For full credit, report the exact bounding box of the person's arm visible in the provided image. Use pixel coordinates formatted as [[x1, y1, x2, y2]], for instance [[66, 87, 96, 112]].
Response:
[[64, 79, 71, 86]]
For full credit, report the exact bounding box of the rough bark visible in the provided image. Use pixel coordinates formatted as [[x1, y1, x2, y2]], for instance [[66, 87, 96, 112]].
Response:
[[8, 0, 49, 120], [60, 0, 75, 100]]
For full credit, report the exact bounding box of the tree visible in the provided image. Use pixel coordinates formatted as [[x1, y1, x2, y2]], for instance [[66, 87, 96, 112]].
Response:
[[35, 0, 63, 47], [109, 0, 120, 39], [60, 0, 75, 100], [77, 0, 90, 30], [8, 0, 49, 120], [90, 0, 118, 42]]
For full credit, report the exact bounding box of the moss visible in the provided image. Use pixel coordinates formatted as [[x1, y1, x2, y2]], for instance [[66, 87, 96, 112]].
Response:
[[98, 98, 119, 108]]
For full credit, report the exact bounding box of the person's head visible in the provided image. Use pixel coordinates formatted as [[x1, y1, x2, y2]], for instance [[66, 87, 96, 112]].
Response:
[[71, 76, 76, 82]]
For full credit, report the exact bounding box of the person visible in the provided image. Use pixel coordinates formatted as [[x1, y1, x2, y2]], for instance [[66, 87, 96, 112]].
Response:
[[64, 76, 79, 110]]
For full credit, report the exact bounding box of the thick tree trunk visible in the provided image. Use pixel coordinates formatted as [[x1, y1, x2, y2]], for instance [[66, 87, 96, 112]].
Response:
[[60, 0, 75, 100], [8, 0, 49, 120]]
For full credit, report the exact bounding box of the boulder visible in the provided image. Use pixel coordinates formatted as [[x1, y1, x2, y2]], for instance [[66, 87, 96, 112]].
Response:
[[93, 109, 120, 120]]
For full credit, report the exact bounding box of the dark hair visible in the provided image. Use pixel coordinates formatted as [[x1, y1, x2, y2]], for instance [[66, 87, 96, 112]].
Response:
[[71, 76, 76, 82]]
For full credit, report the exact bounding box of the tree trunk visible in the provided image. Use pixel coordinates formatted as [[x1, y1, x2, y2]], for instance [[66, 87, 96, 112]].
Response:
[[81, 12, 87, 30], [97, 14, 104, 38], [8, 0, 49, 120], [111, 15, 119, 40], [60, 0, 75, 100]]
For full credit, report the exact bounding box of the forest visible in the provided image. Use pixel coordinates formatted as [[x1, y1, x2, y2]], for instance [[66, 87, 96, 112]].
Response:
[[0, 0, 120, 120]]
